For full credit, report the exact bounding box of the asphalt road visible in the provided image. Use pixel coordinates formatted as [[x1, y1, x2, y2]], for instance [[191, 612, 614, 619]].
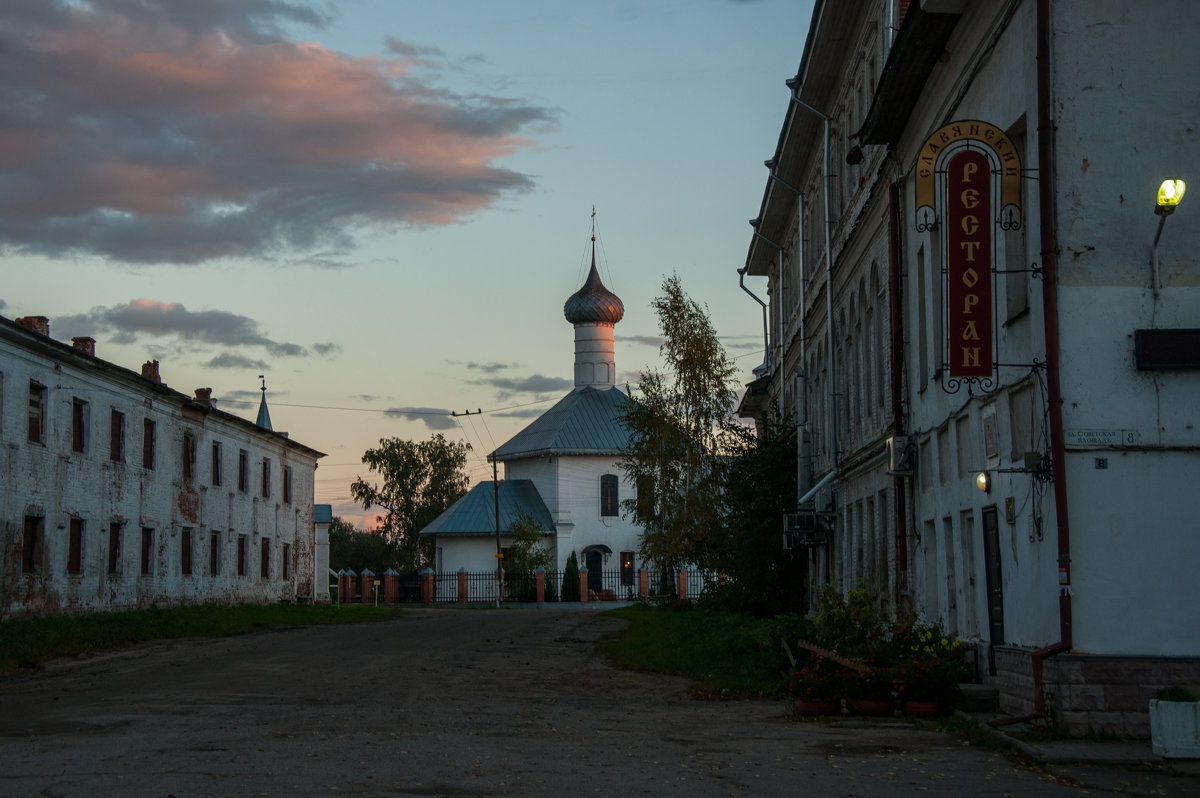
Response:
[[0, 606, 1192, 797]]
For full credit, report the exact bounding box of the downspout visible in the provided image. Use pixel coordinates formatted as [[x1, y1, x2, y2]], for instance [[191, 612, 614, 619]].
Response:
[[996, 0, 1072, 724], [1035, 0, 1073, 687], [737, 265, 770, 372], [888, 181, 908, 609], [789, 88, 837, 471]]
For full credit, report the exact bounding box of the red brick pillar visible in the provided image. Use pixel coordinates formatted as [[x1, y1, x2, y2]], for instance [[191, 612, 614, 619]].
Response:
[[420, 568, 434, 605], [536, 566, 545, 604], [457, 569, 468, 603], [579, 568, 589, 603], [638, 568, 649, 599], [360, 569, 374, 604], [339, 570, 355, 604], [676, 569, 688, 601], [384, 569, 398, 604]]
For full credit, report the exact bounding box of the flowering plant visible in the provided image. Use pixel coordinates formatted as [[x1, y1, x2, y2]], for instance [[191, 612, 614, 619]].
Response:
[[789, 657, 844, 701], [843, 666, 901, 700]]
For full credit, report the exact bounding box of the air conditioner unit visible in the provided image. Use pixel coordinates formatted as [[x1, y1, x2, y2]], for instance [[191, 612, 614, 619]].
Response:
[[782, 512, 828, 549], [887, 435, 914, 475]]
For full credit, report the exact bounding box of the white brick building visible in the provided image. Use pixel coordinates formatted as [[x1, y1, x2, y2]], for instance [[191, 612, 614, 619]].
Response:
[[1, 314, 326, 619]]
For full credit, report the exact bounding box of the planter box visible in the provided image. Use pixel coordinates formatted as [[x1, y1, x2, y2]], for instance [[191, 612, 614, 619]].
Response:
[[1150, 700, 1200, 758]]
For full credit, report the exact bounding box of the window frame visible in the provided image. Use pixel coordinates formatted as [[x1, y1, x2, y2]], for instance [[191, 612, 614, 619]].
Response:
[[108, 522, 122, 574], [109, 408, 125, 462], [181, 527, 193, 576], [27, 381, 46, 445], [140, 526, 154, 576], [72, 398, 87, 453], [238, 450, 249, 493], [142, 418, 156, 469], [68, 518, 84, 575], [211, 441, 222, 487], [600, 474, 619, 517], [23, 515, 44, 574], [181, 431, 196, 480]]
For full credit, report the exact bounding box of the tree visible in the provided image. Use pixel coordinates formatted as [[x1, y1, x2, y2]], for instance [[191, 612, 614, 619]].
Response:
[[328, 516, 404, 575], [350, 434, 471, 570], [619, 274, 740, 571], [504, 510, 553, 601]]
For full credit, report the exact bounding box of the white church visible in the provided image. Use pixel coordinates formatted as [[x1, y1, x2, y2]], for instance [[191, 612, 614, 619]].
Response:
[[419, 241, 644, 596]]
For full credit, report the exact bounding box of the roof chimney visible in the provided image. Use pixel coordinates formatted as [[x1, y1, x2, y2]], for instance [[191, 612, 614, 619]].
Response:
[[15, 316, 50, 337], [141, 360, 161, 383], [72, 337, 96, 356], [194, 387, 213, 407]]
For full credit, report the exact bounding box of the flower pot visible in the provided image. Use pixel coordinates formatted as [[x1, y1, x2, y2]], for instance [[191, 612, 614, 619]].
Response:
[[794, 698, 841, 716], [1150, 699, 1200, 758], [902, 699, 950, 717], [846, 698, 894, 716]]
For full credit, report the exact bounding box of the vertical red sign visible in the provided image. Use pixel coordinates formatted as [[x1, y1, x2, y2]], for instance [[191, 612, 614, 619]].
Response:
[[946, 150, 993, 378]]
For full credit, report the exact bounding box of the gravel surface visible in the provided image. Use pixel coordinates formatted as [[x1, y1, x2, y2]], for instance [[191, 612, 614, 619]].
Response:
[[0, 606, 1193, 796]]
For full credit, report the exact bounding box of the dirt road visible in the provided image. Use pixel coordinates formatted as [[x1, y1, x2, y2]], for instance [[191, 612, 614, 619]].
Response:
[[0, 607, 1188, 796]]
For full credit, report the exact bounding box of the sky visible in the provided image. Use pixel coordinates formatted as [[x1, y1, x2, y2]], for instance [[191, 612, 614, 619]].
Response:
[[0, 0, 814, 528]]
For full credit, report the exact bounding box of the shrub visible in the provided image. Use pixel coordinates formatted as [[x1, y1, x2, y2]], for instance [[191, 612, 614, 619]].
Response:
[[562, 551, 580, 602]]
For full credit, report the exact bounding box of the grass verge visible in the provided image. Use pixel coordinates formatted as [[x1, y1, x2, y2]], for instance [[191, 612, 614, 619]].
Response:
[[602, 603, 795, 698], [0, 603, 396, 675]]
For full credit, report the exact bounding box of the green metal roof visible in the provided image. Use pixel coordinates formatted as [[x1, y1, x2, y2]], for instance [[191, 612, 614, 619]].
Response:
[[418, 479, 554, 537], [491, 386, 632, 462]]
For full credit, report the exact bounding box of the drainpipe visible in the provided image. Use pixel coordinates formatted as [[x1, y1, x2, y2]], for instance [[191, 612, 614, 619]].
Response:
[[888, 181, 908, 609], [788, 85, 837, 471], [1001, 0, 1073, 723], [737, 265, 770, 374]]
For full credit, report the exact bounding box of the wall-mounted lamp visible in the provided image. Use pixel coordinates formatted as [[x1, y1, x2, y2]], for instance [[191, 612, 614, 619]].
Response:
[[975, 471, 991, 494], [845, 145, 864, 166], [1152, 178, 1186, 296], [1156, 179, 1186, 214]]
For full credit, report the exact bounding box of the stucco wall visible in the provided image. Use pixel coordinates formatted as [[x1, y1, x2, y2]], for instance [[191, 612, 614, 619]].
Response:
[[1, 323, 322, 619]]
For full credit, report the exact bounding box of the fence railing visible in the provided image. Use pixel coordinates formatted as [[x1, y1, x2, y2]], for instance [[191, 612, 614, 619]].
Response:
[[332, 567, 713, 605]]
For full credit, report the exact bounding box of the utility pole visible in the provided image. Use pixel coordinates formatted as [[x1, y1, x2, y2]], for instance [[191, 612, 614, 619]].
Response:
[[453, 409, 502, 606]]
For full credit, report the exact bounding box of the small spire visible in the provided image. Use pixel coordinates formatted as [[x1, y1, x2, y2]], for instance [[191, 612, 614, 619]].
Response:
[[256, 374, 273, 431]]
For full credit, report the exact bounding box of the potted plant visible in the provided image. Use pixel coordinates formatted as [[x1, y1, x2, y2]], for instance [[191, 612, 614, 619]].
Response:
[[844, 667, 898, 716], [790, 657, 843, 715], [1150, 687, 1200, 759]]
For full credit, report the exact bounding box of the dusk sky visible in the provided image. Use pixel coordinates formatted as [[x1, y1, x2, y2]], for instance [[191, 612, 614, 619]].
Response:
[[1, 0, 814, 527]]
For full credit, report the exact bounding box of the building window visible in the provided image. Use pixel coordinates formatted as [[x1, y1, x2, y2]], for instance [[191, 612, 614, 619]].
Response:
[[110, 409, 125, 462], [282, 466, 292, 505], [143, 418, 156, 469], [68, 518, 84, 575], [209, 532, 221, 576], [261, 458, 271, 499], [27, 381, 46, 444], [140, 527, 154, 575], [182, 432, 196, 480], [282, 543, 291, 580], [108, 522, 122, 574], [600, 474, 619, 517], [211, 441, 222, 487], [237, 534, 247, 576], [72, 398, 87, 453], [23, 516, 44, 574], [620, 550, 635, 586], [181, 527, 193, 576], [260, 538, 270, 580], [238, 450, 249, 492]]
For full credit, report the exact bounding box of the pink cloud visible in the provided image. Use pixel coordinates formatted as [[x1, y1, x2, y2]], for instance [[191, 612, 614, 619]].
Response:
[[0, 0, 557, 264]]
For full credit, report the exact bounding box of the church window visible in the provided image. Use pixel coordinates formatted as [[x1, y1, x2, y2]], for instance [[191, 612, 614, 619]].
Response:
[[600, 474, 619, 516]]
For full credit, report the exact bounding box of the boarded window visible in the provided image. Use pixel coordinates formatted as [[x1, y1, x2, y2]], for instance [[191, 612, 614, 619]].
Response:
[[261, 458, 271, 499], [282, 543, 290, 580], [143, 418, 156, 469], [237, 535, 247, 576], [110, 409, 125, 462], [600, 474, 619, 516], [72, 398, 87, 453], [108, 522, 122, 574], [209, 532, 220, 576], [260, 538, 270, 579], [211, 442, 222, 486], [181, 527, 193, 576], [238, 450, 248, 492], [27, 381, 45, 444], [620, 550, 635, 586], [140, 527, 154, 575], [282, 466, 292, 505], [68, 518, 84, 575], [182, 432, 196, 480], [23, 516, 43, 574]]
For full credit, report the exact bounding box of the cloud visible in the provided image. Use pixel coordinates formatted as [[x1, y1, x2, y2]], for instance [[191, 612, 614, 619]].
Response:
[[464, 361, 515, 373], [204, 352, 269, 370], [383, 406, 459, 431], [0, 0, 557, 265], [469, 373, 573, 399], [312, 342, 341, 357], [619, 335, 665, 348], [55, 298, 308, 357], [0, 299, 7, 312]]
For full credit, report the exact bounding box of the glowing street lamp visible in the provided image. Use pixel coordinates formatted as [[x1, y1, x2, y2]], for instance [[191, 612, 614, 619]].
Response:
[[1152, 179, 1186, 295]]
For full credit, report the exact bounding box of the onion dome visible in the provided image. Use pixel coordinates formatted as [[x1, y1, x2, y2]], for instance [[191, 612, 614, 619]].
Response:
[[564, 256, 624, 325]]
